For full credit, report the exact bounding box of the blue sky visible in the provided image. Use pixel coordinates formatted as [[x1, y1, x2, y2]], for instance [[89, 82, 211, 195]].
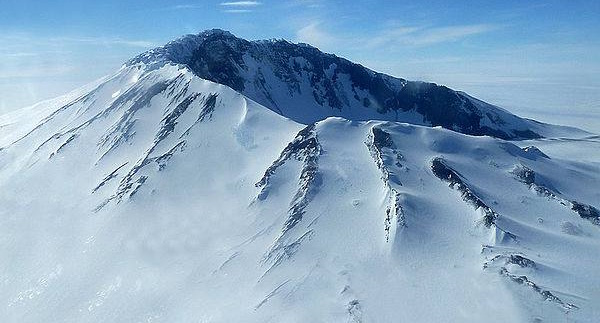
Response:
[[1, 0, 599, 130]]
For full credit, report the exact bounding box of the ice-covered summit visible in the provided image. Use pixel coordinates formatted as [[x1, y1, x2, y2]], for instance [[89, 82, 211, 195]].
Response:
[[127, 29, 581, 140]]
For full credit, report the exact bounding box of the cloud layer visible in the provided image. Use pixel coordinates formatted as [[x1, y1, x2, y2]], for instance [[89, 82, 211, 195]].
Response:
[[295, 22, 499, 50], [220, 1, 261, 13]]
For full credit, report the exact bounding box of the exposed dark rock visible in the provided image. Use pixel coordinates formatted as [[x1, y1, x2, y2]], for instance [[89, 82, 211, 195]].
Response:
[[347, 299, 363, 323], [127, 29, 544, 140], [254, 280, 290, 310], [255, 125, 322, 268], [48, 134, 79, 159], [157, 93, 202, 142], [9, 91, 96, 147], [128, 176, 148, 198], [92, 162, 128, 194], [499, 267, 578, 311], [366, 126, 399, 186], [372, 127, 394, 149], [101, 85, 213, 204], [512, 164, 536, 186], [97, 79, 178, 161], [365, 126, 406, 242], [111, 140, 187, 202], [431, 157, 498, 227], [508, 255, 537, 269], [97, 119, 137, 161], [285, 159, 321, 232], [181, 93, 219, 137], [155, 141, 186, 171], [384, 191, 406, 242], [511, 164, 556, 198], [484, 251, 577, 311], [484, 254, 536, 270], [522, 146, 550, 159], [264, 230, 313, 270], [512, 165, 600, 226], [256, 124, 320, 202], [571, 201, 600, 225]]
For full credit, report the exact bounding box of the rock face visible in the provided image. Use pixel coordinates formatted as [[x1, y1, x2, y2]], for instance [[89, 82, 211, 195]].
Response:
[[128, 29, 574, 140]]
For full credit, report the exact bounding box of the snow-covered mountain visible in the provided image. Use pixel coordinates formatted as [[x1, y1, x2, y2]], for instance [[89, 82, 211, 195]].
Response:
[[0, 30, 599, 322]]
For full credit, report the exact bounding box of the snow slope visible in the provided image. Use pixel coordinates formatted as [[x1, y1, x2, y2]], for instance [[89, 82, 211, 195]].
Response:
[[0, 34, 599, 323]]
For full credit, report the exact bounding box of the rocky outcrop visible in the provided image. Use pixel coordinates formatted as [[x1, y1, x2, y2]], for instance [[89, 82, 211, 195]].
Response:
[[431, 157, 498, 227], [512, 164, 599, 226], [365, 126, 406, 242], [255, 124, 322, 265]]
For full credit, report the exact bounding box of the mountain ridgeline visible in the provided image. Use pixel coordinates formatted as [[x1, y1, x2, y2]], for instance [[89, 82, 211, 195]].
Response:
[[128, 29, 552, 140]]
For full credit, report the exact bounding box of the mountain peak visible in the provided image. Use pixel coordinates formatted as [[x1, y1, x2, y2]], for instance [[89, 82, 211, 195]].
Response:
[[125, 29, 582, 140], [199, 28, 236, 37]]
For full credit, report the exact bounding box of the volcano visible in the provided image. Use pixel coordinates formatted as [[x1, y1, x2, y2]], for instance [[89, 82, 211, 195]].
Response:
[[0, 29, 598, 322]]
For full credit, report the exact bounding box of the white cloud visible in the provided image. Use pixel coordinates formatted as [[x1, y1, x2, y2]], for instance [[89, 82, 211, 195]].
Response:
[[218, 1, 261, 13], [219, 1, 262, 6], [223, 9, 253, 13], [409, 24, 498, 46], [48, 36, 155, 48], [172, 4, 203, 10], [295, 22, 336, 50], [0, 52, 39, 58], [289, 0, 323, 8], [364, 24, 499, 48], [0, 31, 155, 111], [365, 27, 421, 48], [0, 65, 75, 79], [295, 22, 500, 52], [0, 33, 155, 49], [173, 2, 263, 11]]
